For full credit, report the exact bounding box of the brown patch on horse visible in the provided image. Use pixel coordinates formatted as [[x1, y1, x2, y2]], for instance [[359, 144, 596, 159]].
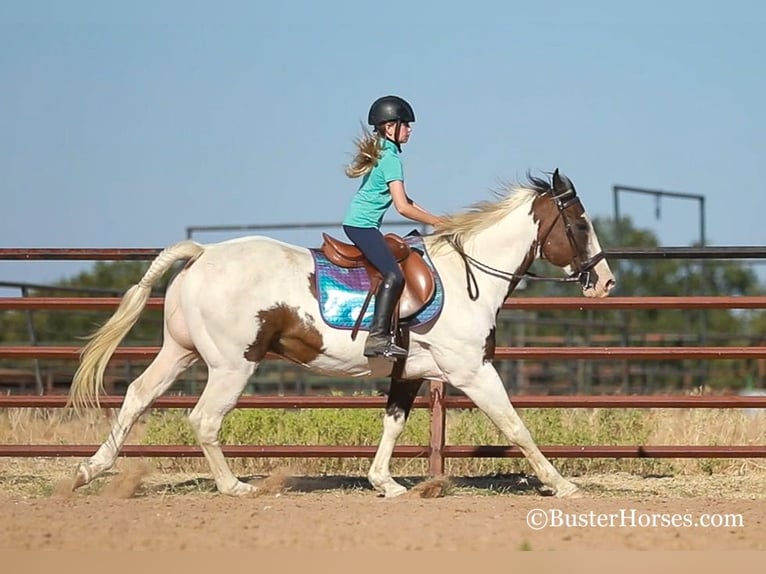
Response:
[[532, 193, 587, 267], [504, 245, 538, 299], [483, 327, 496, 363], [307, 272, 318, 302], [244, 303, 324, 364]]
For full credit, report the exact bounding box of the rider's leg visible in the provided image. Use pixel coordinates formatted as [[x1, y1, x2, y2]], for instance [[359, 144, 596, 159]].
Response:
[[342, 226, 406, 358]]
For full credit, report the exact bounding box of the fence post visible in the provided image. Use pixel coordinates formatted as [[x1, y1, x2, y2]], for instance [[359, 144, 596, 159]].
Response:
[[20, 285, 44, 395], [428, 379, 446, 476]]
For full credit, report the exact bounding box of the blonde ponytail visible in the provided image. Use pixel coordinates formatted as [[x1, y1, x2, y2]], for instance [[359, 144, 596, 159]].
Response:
[[345, 127, 382, 178]]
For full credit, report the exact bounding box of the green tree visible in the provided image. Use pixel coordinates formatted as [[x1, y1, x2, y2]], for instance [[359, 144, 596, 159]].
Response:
[[0, 261, 169, 346], [499, 216, 765, 392], [0, 260, 178, 393]]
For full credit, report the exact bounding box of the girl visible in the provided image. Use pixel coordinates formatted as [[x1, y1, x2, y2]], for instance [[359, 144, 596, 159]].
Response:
[[343, 95, 443, 359]]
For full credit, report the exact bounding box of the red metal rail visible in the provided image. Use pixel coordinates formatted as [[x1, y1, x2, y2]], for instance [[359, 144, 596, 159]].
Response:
[[1, 390, 765, 467], [1, 295, 765, 311], [1, 345, 764, 360], [3, 394, 766, 409], [1, 444, 763, 459], [2, 246, 765, 261], [0, 248, 162, 261]]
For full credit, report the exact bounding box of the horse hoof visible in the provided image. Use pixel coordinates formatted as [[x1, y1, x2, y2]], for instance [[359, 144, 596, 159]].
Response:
[[555, 483, 582, 498], [383, 484, 408, 498], [220, 481, 258, 497], [72, 464, 90, 490]]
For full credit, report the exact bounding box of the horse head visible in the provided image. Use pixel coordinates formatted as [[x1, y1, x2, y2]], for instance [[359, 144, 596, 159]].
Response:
[[532, 169, 616, 297]]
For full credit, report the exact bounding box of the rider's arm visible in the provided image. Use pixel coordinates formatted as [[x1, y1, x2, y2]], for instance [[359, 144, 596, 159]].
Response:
[[389, 180, 443, 227]]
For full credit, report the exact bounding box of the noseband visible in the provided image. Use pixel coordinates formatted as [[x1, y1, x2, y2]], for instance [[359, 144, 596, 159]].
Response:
[[446, 186, 605, 300]]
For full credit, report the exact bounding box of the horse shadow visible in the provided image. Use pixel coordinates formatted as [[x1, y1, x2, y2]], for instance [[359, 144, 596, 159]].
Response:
[[145, 472, 548, 497]]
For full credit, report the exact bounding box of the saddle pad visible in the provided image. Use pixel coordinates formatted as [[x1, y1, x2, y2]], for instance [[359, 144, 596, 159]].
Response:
[[309, 234, 444, 331]]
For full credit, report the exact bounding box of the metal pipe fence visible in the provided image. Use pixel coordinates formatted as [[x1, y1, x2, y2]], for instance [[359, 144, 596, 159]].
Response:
[[1, 246, 766, 474]]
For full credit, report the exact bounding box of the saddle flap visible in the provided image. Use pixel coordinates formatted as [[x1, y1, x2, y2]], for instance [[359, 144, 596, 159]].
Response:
[[399, 250, 436, 318]]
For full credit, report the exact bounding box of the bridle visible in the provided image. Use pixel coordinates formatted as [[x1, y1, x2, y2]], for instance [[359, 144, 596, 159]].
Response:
[[547, 186, 606, 290], [446, 185, 606, 301]]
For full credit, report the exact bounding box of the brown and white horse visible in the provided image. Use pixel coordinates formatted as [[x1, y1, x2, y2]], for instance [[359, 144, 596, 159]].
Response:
[[69, 169, 615, 498]]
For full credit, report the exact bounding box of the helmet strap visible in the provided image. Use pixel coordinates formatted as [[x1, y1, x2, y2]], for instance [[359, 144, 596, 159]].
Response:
[[392, 120, 402, 153], [378, 121, 403, 153]]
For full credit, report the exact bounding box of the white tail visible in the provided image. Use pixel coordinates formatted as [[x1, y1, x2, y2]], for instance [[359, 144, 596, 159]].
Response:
[[68, 240, 204, 410]]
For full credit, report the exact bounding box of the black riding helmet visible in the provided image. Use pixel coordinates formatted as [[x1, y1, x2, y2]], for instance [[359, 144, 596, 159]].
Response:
[[367, 95, 415, 152], [367, 95, 416, 126]]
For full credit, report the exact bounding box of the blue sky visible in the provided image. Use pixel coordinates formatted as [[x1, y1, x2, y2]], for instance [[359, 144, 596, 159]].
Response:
[[1, 1, 764, 288]]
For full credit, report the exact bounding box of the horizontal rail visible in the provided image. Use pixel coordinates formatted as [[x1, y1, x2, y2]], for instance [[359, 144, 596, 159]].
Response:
[[0, 297, 166, 310], [1, 296, 765, 311], [495, 347, 766, 359], [1, 246, 765, 260], [0, 248, 163, 261], [3, 395, 766, 409], [2, 345, 764, 360], [0, 444, 763, 458], [443, 445, 766, 458], [501, 296, 766, 310], [0, 346, 158, 359], [606, 246, 766, 260], [0, 444, 423, 458], [0, 281, 124, 295]]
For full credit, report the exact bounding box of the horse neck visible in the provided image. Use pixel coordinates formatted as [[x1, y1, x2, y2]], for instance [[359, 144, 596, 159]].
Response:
[[457, 199, 540, 306]]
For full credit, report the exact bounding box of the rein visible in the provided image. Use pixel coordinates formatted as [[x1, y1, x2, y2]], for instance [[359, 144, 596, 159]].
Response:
[[446, 235, 580, 301], [445, 189, 605, 301]]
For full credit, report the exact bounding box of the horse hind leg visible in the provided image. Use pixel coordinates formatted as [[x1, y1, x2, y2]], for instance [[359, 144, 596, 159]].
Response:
[[368, 378, 424, 497], [72, 340, 197, 490], [187, 364, 255, 496]]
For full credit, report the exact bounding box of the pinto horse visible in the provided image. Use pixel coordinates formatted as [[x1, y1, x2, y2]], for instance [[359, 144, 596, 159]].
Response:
[[69, 169, 615, 498]]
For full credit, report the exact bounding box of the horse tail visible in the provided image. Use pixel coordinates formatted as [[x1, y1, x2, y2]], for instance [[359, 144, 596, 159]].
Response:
[[68, 240, 204, 411]]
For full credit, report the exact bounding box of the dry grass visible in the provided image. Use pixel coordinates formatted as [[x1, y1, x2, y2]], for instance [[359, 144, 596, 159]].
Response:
[[0, 407, 146, 445], [1, 406, 765, 499]]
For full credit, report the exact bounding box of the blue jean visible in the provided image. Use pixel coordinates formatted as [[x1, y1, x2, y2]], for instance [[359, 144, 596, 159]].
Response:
[[342, 225, 404, 286]]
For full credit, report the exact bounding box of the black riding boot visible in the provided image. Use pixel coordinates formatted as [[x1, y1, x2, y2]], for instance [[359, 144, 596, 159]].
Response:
[[364, 272, 408, 359]]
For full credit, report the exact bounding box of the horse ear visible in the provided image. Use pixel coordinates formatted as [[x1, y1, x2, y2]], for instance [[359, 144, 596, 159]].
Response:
[[552, 169, 574, 195], [552, 168, 565, 192]]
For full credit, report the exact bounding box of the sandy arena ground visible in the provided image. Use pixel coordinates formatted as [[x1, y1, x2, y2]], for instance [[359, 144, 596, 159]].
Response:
[[1, 462, 765, 551]]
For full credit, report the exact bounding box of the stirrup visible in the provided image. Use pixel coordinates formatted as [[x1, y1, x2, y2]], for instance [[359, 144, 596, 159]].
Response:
[[364, 336, 408, 360], [380, 341, 408, 359]]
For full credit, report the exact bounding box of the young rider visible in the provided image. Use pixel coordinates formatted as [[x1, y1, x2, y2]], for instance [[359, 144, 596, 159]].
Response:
[[342, 95, 443, 359]]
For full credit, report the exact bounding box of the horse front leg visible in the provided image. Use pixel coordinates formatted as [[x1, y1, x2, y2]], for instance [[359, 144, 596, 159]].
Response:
[[449, 362, 580, 498], [368, 378, 424, 497]]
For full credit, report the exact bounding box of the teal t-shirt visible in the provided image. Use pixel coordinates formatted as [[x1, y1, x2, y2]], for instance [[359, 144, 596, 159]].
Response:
[[342, 138, 403, 229]]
